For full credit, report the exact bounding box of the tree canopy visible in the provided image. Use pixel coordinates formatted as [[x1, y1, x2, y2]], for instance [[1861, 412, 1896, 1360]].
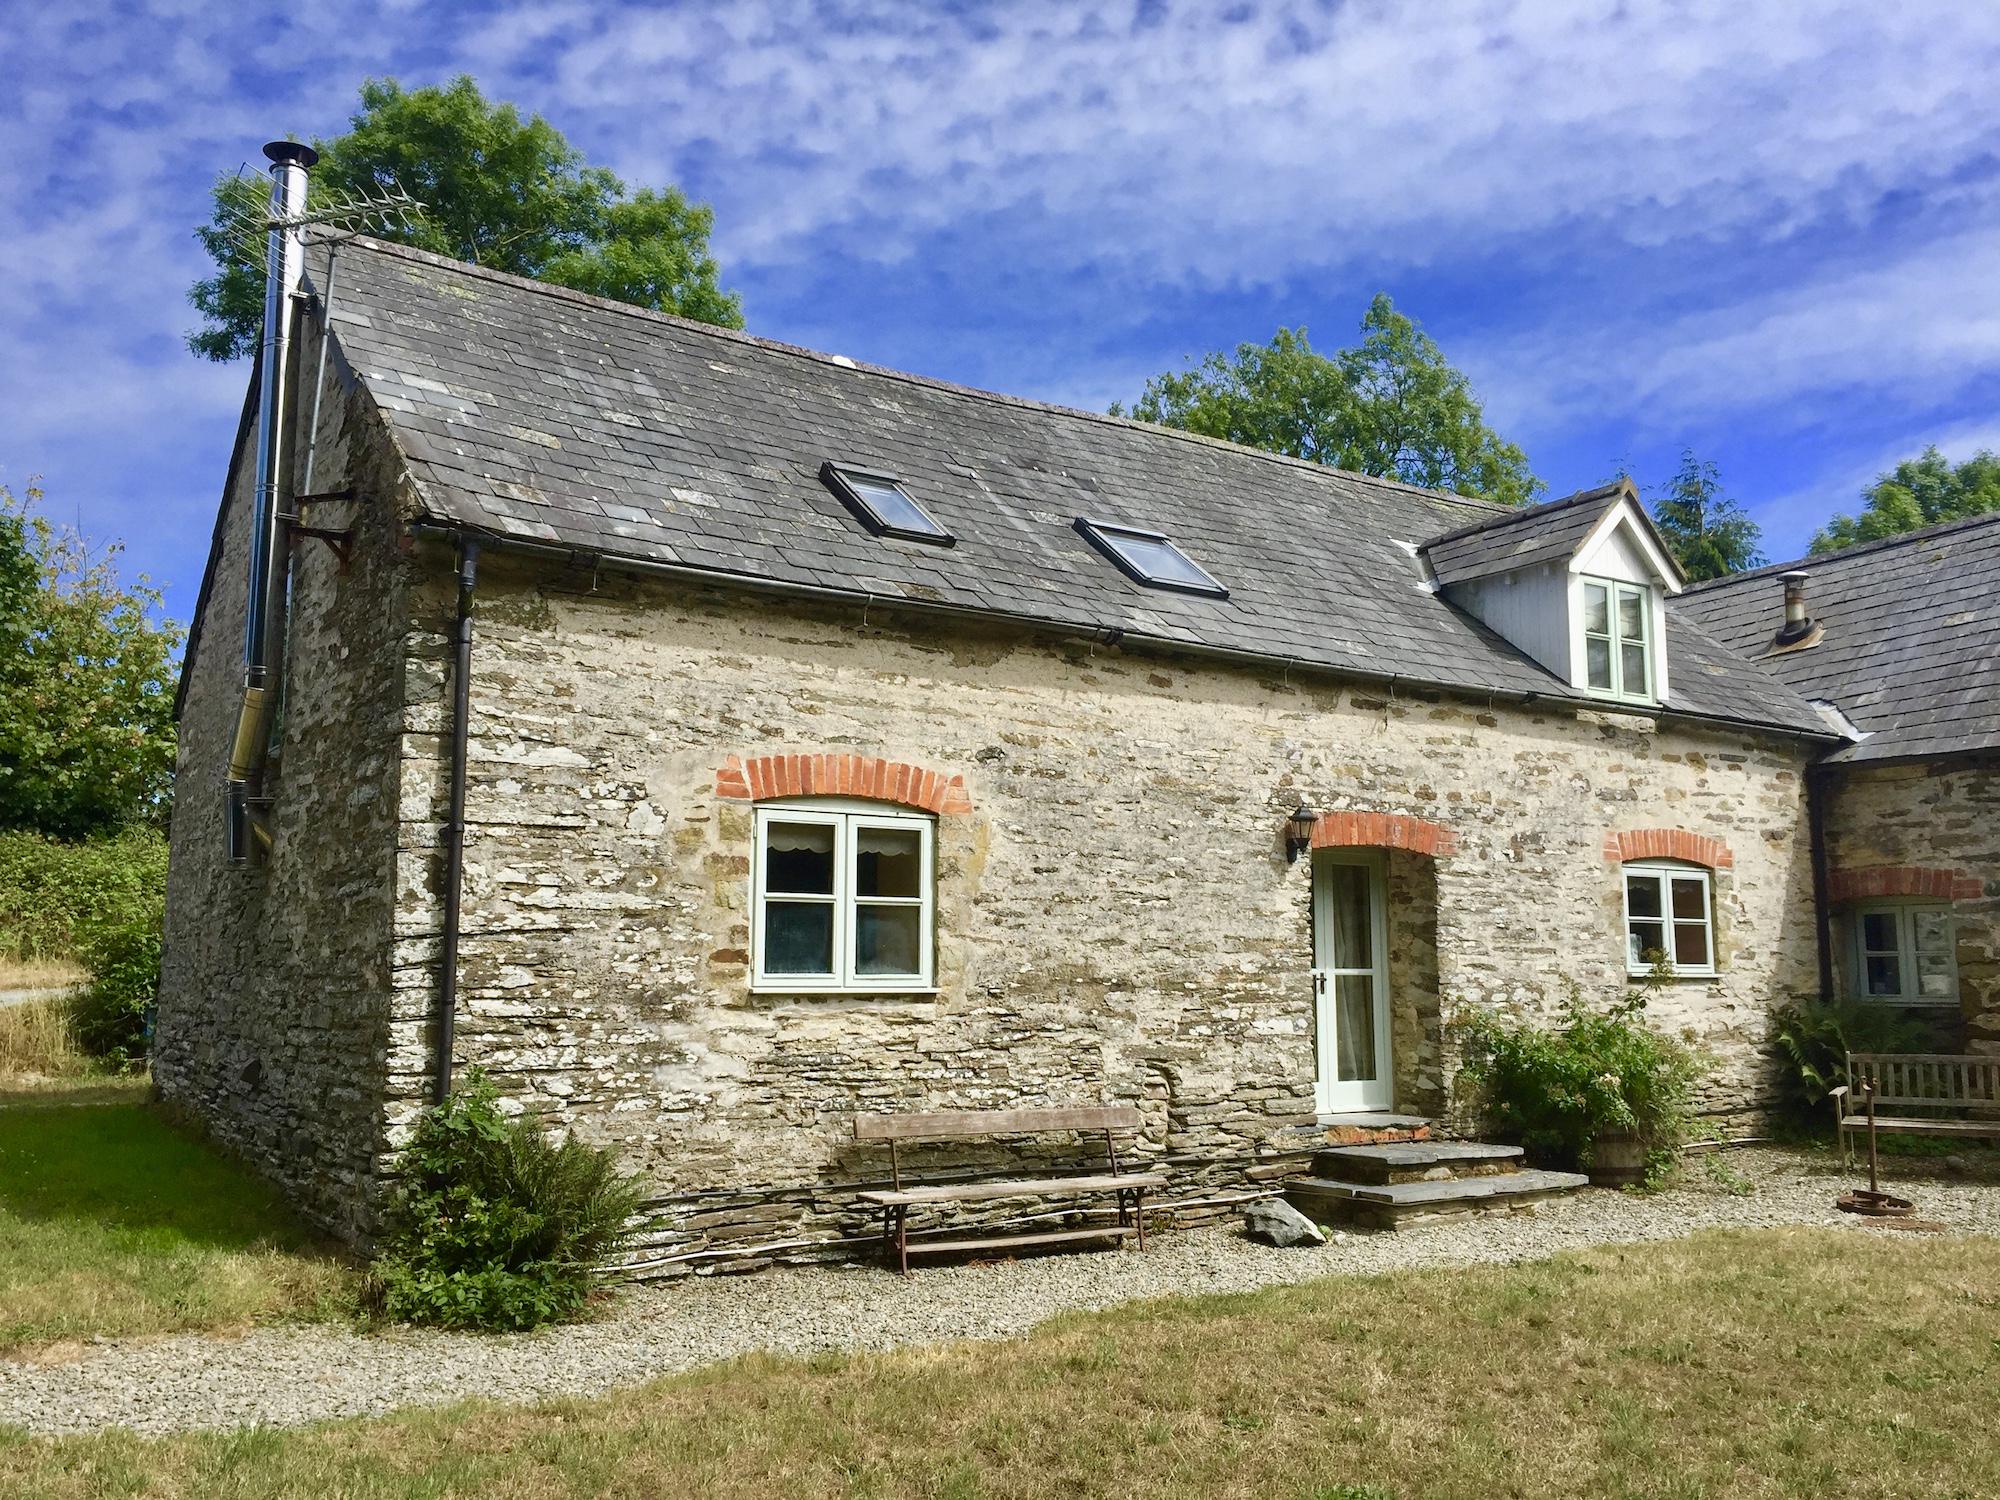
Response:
[[1810, 445, 2000, 554], [0, 482, 182, 839], [1645, 450, 1764, 582], [190, 76, 742, 361], [1113, 297, 1542, 506]]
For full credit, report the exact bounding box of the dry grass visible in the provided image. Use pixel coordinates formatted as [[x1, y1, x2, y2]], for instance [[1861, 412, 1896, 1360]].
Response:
[[2, 1228, 1997, 1498], [0, 957, 88, 992], [0, 1086, 356, 1352], [0, 996, 93, 1084]]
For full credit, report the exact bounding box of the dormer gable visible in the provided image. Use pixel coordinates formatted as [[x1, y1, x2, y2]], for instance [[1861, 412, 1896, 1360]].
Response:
[[1419, 480, 1685, 706]]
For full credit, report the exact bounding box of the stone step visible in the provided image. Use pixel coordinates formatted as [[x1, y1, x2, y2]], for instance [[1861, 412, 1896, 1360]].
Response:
[[1318, 1111, 1433, 1146], [1311, 1140, 1525, 1185], [1285, 1167, 1589, 1231]]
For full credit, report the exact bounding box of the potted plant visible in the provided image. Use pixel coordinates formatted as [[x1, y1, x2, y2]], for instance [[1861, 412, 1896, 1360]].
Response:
[[1456, 979, 1703, 1188]]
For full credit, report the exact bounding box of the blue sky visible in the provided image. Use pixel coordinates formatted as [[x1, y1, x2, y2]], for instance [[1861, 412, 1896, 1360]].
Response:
[[5, 1, 2000, 623]]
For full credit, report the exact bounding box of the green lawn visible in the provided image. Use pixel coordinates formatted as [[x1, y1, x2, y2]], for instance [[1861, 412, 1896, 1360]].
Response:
[[0, 1082, 354, 1349], [3, 1227, 1995, 1499]]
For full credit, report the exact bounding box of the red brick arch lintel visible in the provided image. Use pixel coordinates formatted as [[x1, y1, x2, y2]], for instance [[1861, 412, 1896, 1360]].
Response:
[[1829, 864, 1981, 903], [1310, 809, 1457, 858], [1603, 828, 1734, 870], [715, 754, 972, 815]]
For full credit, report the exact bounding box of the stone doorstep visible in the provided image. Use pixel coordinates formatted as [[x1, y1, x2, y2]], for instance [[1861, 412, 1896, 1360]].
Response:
[[1284, 1167, 1589, 1231], [1318, 1112, 1435, 1147], [1310, 1140, 1525, 1186]]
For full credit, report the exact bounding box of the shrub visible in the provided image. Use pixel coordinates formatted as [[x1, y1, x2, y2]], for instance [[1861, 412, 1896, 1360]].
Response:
[[372, 1072, 647, 1331], [1456, 980, 1704, 1184], [67, 901, 163, 1067], [1767, 1000, 1938, 1131], [0, 826, 167, 964]]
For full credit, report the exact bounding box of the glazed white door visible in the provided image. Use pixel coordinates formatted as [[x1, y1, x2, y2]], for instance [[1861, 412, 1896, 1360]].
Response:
[[1311, 851, 1393, 1114]]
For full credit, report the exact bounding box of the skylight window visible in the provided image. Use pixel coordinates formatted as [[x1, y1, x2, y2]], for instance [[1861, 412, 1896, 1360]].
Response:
[[1075, 518, 1227, 597], [821, 463, 953, 545]]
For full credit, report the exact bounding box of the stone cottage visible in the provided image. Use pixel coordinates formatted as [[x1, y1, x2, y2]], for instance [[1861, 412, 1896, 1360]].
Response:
[[157, 229, 1980, 1265], [1680, 515, 2000, 1053]]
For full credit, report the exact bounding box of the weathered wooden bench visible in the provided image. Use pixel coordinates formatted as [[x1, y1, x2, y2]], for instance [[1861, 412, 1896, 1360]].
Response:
[[1833, 1052, 2000, 1164], [855, 1106, 1166, 1274]]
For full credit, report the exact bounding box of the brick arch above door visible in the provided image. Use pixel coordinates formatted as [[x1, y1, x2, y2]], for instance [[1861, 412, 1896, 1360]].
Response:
[[715, 753, 973, 815], [1310, 809, 1457, 858]]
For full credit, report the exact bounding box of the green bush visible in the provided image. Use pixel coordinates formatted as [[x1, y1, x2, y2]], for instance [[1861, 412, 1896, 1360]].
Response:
[[1767, 1000, 1938, 1131], [1456, 980, 1704, 1184], [373, 1072, 647, 1331], [0, 826, 167, 964], [67, 901, 163, 1067]]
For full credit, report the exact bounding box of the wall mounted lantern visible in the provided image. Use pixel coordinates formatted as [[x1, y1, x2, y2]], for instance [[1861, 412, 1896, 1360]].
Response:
[[1285, 801, 1319, 864]]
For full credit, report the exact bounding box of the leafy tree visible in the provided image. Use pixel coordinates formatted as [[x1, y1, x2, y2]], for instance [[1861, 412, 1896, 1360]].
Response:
[[190, 76, 742, 361], [1646, 449, 1765, 582], [0, 481, 181, 838], [1114, 296, 1542, 505], [1810, 445, 2000, 554]]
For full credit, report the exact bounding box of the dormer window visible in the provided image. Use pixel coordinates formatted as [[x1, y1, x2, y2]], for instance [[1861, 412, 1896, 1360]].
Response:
[[1581, 577, 1655, 702]]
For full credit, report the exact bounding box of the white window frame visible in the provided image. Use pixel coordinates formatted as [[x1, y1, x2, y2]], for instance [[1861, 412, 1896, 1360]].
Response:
[[1850, 903, 1958, 1006], [1580, 575, 1656, 704], [751, 799, 935, 993], [1622, 861, 1715, 977]]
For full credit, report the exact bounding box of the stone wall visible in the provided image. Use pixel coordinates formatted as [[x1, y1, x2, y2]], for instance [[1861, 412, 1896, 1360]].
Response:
[[386, 555, 1823, 1270], [155, 333, 413, 1241], [1824, 756, 2000, 1053]]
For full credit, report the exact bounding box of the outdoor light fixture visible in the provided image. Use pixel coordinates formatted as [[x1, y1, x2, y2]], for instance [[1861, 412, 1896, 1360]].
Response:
[[1285, 801, 1319, 864]]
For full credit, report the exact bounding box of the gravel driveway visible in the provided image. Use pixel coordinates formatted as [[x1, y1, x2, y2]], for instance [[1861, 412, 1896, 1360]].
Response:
[[4, 1147, 1995, 1437]]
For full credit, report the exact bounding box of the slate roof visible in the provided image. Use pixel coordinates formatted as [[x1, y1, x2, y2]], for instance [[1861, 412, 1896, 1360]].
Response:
[[1678, 512, 2000, 763], [301, 237, 1833, 741], [1421, 479, 1685, 588]]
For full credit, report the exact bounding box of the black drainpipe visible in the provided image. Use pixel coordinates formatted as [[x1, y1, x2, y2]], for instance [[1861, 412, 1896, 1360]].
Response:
[[1805, 760, 1835, 1002], [434, 540, 481, 1104]]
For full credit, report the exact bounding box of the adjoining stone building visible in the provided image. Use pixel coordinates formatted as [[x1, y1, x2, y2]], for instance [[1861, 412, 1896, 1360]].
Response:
[[157, 234, 1988, 1265]]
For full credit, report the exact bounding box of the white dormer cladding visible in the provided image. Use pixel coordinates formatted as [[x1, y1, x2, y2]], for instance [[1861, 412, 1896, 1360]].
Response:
[[1428, 485, 1684, 708]]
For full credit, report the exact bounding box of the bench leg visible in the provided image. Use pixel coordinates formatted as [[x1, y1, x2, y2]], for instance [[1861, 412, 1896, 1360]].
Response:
[[895, 1205, 910, 1277], [1134, 1189, 1146, 1251]]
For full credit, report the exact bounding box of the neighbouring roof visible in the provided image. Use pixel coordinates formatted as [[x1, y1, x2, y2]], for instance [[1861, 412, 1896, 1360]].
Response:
[[299, 237, 1833, 741], [1419, 479, 1683, 589], [1679, 512, 2000, 763]]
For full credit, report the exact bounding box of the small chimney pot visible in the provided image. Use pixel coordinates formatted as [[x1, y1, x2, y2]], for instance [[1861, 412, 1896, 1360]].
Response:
[[1776, 569, 1813, 645]]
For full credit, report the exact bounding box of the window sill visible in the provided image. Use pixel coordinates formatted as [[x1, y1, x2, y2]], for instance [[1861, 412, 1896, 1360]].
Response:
[[748, 984, 938, 998], [1626, 968, 1717, 983], [1852, 995, 1960, 1009]]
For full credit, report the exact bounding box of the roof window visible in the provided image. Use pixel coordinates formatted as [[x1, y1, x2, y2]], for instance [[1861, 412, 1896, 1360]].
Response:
[[821, 463, 953, 545], [1075, 518, 1227, 597]]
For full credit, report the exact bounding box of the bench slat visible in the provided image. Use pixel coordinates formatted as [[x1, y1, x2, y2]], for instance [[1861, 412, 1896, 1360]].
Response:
[[1846, 1053, 2000, 1108], [855, 1106, 1143, 1141], [902, 1226, 1137, 1256], [859, 1171, 1167, 1206], [1839, 1116, 2000, 1136]]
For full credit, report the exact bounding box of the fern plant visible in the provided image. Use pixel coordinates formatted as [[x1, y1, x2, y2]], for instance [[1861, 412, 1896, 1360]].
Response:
[[1766, 1000, 1936, 1130]]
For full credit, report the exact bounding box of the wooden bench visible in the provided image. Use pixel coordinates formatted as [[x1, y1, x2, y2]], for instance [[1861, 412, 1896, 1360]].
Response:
[[1832, 1052, 2000, 1165], [855, 1106, 1166, 1274]]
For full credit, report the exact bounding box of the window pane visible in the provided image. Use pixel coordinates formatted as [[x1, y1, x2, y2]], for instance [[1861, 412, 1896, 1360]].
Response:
[[765, 822, 835, 894], [1628, 921, 1666, 967], [1620, 642, 1648, 694], [1094, 527, 1223, 592], [1860, 911, 1899, 954], [854, 903, 921, 977], [848, 476, 947, 538], [1917, 953, 1955, 999], [1617, 588, 1647, 640], [856, 825, 922, 898], [1673, 921, 1710, 968], [765, 901, 834, 974], [1586, 636, 1613, 690], [1323, 863, 1372, 970], [1583, 583, 1609, 635], [1670, 877, 1706, 920], [1334, 975, 1377, 1081], [1914, 909, 1953, 955], [1626, 875, 1663, 919], [1864, 954, 1902, 996]]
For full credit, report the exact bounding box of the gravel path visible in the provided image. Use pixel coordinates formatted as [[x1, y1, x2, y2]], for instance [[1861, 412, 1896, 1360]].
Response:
[[5, 1147, 1996, 1437]]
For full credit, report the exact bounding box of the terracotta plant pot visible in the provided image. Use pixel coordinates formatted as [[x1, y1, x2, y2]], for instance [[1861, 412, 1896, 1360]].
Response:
[[1587, 1129, 1648, 1187]]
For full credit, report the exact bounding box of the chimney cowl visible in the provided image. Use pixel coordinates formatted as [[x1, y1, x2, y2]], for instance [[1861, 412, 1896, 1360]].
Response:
[[1775, 569, 1815, 646], [263, 140, 319, 169]]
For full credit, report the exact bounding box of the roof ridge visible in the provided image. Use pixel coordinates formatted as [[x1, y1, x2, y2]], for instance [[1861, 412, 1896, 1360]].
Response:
[[1419, 478, 1631, 551], [328, 235, 1519, 520], [1682, 506, 2000, 594]]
